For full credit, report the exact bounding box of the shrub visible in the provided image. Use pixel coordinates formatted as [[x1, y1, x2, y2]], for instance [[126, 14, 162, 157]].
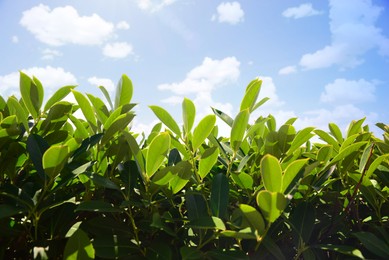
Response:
[[0, 73, 388, 259]]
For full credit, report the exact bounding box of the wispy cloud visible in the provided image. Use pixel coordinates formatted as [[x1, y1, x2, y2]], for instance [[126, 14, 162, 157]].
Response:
[[136, 0, 177, 13], [299, 0, 389, 70], [41, 48, 63, 60], [116, 21, 130, 30], [282, 3, 323, 19], [278, 65, 297, 75], [320, 78, 376, 104], [212, 2, 244, 25], [88, 77, 115, 94]]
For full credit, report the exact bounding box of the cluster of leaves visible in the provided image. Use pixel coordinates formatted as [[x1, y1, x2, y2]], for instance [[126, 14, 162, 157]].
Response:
[[0, 73, 389, 259]]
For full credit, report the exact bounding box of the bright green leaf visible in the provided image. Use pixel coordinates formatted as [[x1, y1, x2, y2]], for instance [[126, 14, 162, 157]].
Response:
[[231, 109, 250, 152], [149, 105, 181, 137], [114, 74, 133, 109], [72, 90, 97, 129], [282, 159, 308, 194], [240, 78, 262, 112], [42, 145, 69, 179], [19, 71, 43, 119], [287, 127, 315, 155], [146, 132, 171, 177], [44, 85, 75, 112], [192, 114, 216, 151], [261, 155, 282, 192], [239, 204, 265, 236], [256, 191, 287, 224], [198, 147, 219, 179], [182, 98, 196, 135], [329, 122, 343, 143], [63, 229, 95, 260]]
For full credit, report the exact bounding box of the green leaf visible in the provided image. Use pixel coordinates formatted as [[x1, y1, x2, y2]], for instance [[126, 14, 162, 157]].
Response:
[[188, 216, 226, 230], [289, 202, 315, 244], [19, 71, 43, 119], [169, 161, 192, 193], [75, 201, 121, 213], [330, 142, 368, 165], [72, 90, 97, 129], [149, 105, 181, 137], [42, 145, 69, 179], [314, 129, 340, 151], [69, 114, 90, 139], [83, 173, 120, 190], [316, 145, 333, 163], [98, 85, 113, 110], [182, 97, 196, 135], [231, 172, 253, 190], [101, 113, 134, 144], [256, 191, 287, 224], [198, 147, 219, 179], [27, 134, 49, 179], [354, 232, 389, 259], [212, 107, 234, 127], [329, 122, 343, 143], [87, 94, 109, 124], [0, 204, 26, 219], [314, 244, 364, 259], [210, 173, 229, 218], [180, 246, 203, 260], [63, 229, 95, 260], [186, 193, 209, 221], [192, 114, 216, 151], [286, 127, 315, 155], [282, 159, 308, 194], [239, 204, 265, 236], [240, 78, 262, 112], [146, 132, 171, 177], [230, 109, 250, 152], [7, 96, 29, 132], [278, 124, 295, 154], [44, 85, 75, 112], [114, 74, 133, 109], [346, 118, 365, 138], [251, 97, 270, 113], [261, 155, 282, 192], [267, 115, 276, 132], [366, 154, 389, 178]]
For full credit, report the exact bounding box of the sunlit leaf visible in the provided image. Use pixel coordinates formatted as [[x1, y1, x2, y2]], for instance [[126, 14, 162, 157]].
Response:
[[44, 85, 75, 112], [230, 109, 250, 152], [149, 105, 181, 137], [198, 147, 219, 179], [63, 229, 95, 260], [261, 154, 282, 192], [192, 115, 216, 151], [256, 191, 287, 224], [42, 145, 69, 179], [182, 97, 196, 135], [146, 132, 171, 177], [114, 74, 133, 109]]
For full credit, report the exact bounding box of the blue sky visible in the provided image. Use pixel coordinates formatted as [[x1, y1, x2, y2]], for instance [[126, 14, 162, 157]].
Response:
[[1, 0, 388, 136]]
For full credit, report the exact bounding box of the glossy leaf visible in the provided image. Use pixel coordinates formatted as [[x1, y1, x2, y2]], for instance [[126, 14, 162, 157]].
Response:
[[278, 124, 295, 154], [114, 74, 133, 109], [42, 145, 69, 179], [331, 142, 368, 165], [256, 191, 287, 224], [188, 216, 226, 230], [282, 158, 308, 194], [289, 202, 315, 244], [230, 109, 250, 152], [192, 114, 216, 151], [354, 232, 389, 259], [7, 96, 29, 132], [182, 97, 196, 134], [366, 154, 389, 178], [87, 94, 109, 124], [169, 161, 192, 194], [186, 193, 208, 221], [63, 229, 95, 260], [44, 85, 75, 112], [286, 127, 315, 155], [261, 155, 282, 192], [19, 71, 44, 119], [210, 173, 229, 218], [146, 132, 171, 177], [149, 105, 181, 136], [329, 122, 343, 143], [346, 118, 365, 138], [72, 90, 97, 129], [101, 113, 134, 144], [198, 147, 219, 179], [27, 134, 49, 179], [316, 145, 333, 163], [314, 129, 340, 151], [239, 204, 265, 236], [240, 78, 262, 112], [212, 107, 234, 127], [231, 172, 253, 190]]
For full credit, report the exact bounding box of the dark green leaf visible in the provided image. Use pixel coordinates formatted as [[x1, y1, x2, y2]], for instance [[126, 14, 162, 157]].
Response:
[[210, 173, 229, 218], [75, 201, 121, 213], [354, 232, 389, 259], [289, 202, 315, 244], [185, 193, 209, 221], [27, 134, 49, 179]]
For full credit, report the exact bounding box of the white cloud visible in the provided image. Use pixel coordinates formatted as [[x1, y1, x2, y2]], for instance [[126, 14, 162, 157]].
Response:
[[41, 48, 63, 60], [282, 3, 323, 19], [88, 77, 115, 93], [136, 0, 177, 12], [0, 66, 77, 98], [320, 78, 376, 104], [11, 35, 19, 43], [20, 4, 114, 46], [299, 0, 389, 70], [278, 65, 297, 75], [102, 42, 134, 59], [212, 2, 244, 25], [158, 56, 240, 95], [116, 21, 130, 30]]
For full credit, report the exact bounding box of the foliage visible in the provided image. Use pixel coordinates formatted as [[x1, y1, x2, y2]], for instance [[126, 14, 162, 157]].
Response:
[[0, 73, 388, 259]]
